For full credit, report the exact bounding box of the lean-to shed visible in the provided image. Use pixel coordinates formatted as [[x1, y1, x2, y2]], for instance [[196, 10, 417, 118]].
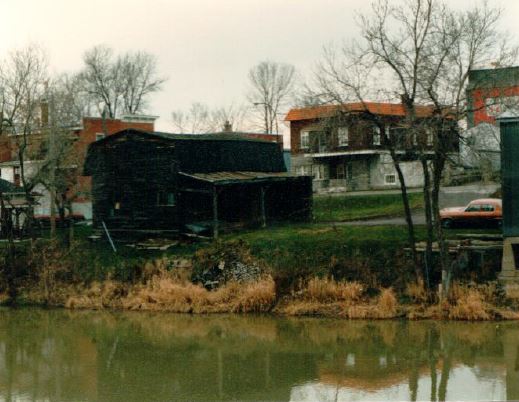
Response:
[[83, 129, 312, 237]]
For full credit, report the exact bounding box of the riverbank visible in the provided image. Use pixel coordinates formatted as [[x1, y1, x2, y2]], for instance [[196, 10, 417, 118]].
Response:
[[16, 270, 519, 320], [11, 239, 519, 320], [1, 221, 515, 320]]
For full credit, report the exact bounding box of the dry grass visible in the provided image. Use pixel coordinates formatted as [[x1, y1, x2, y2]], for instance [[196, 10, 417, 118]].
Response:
[[448, 286, 491, 321], [276, 278, 399, 319], [305, 277, 363, 304], [406, 281, 428, 304], [376, 288, 398, 318], [65, 270, 276, 314]]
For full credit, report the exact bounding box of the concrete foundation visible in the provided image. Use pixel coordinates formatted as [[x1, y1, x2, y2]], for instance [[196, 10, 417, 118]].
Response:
[[499, 237, 519, 286]]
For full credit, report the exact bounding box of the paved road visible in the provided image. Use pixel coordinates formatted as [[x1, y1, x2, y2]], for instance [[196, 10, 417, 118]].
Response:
[[337, 182, 499, 226]]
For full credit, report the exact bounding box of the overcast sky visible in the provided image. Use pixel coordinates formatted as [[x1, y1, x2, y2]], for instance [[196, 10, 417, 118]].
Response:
[[1, 0, 518, 132]]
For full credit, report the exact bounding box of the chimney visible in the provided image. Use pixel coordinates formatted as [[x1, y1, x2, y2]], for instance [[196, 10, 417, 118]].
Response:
[[40, 100, 49, 127], [223, 120, 233, 133]]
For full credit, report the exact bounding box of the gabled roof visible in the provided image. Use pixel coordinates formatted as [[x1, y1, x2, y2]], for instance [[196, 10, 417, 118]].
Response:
[[284, 102, 436, 121]]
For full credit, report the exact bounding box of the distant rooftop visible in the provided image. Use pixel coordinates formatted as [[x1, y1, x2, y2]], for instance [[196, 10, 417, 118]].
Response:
[[285, 102, 436, 121]]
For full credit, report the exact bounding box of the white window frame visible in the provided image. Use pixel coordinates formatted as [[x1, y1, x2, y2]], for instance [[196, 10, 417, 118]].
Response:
[[373, 126, 381, 146], [314, 164, 326, 180], [298, 165, 313, 177], [300, 131, 310, 149], [384, 174, 397, 185], [338, 127, 349, 146], [426, 128, 434, 146]]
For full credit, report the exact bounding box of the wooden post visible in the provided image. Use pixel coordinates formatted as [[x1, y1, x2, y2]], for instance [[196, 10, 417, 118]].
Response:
[[260, 186, 267, 228], [213, 186, 219, 239]]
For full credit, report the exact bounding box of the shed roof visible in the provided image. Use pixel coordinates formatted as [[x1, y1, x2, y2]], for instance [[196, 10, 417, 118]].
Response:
[[285, 102, 436, 121], [179, 171, 301, 185], [0, 178, 25, 194]]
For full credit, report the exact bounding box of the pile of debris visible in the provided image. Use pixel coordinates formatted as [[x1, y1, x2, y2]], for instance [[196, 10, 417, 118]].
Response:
[[191, 240, 265, 289]]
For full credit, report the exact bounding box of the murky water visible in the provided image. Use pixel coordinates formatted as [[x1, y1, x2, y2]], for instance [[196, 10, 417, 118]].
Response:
[[0, 309, 517, 401]]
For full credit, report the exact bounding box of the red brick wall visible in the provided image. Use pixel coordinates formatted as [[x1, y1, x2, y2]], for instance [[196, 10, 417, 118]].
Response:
[[289, 119, 317, 154], [470, 86, 519, 126]]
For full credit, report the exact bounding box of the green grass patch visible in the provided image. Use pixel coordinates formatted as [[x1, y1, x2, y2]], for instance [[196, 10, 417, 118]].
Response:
[[313, 192, 424, 222], [3, 221, 499, 289]]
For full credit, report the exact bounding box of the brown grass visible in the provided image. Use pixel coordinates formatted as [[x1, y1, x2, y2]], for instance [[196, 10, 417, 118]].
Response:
[[275, 278, 400, 319], [376, 288, 398, 318], [65, 271, 276, 314], [406, 281, 427, 304], [305, 277, 363, 304], [448, 287, 490, 321]]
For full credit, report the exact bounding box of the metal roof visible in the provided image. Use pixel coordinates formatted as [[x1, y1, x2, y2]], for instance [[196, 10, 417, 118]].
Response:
[[179, 171, 302, 185]]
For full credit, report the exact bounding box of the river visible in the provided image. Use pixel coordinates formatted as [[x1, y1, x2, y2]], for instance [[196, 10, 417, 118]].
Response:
[[0, 308, 517, 401]]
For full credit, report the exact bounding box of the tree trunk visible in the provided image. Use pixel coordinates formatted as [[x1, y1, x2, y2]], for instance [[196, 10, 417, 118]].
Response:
[[421, 157, 433, 289], [389, 148, 421, 282], [432, 153, 450, 296], [1, 193, 17, 304]]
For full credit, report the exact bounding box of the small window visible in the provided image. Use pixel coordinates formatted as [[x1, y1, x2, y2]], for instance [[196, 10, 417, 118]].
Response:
[[426, 129, 434, 146], [346, 163, 353, 181], [157, 192, 176, 206], [385, 174, 397, 185], [314, 164, 325, 180], [96, 133, 106, 141], [481, 204, 494, 212], [298, 165, 312, 177], [336, 164, 345, 179], [13, 167, 20, 187], [300, 131, 310, 149], [373, 127, 381, 146], [338, 127, 349, 146]]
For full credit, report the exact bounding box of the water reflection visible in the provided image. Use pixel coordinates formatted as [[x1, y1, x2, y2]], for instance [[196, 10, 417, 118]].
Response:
[[0, 309, 517, 401]]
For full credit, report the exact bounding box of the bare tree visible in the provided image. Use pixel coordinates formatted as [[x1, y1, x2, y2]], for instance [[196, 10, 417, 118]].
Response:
[[79, 45, 166, 118], [312, 0, 516, 290], [171, 102, 251, 133], [0, 45, 48, 301], [248, 61, 295, 133]]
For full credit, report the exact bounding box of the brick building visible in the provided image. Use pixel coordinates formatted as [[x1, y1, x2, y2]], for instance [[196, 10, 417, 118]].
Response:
[[286, 102, 457, 192], [0, 114, 157, 219], [461, 66, 519, 175], [467, 66, 519, 128]]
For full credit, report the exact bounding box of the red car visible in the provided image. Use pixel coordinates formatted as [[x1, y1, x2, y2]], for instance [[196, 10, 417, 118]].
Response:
[[440, 198, 502, 228]]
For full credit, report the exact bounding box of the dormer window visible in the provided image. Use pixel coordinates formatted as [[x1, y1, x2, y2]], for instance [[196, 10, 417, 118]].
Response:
[[338, 127, 349, 146]]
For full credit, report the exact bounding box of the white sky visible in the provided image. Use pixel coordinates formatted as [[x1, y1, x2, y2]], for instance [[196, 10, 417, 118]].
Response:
[[1, 0, 518, 132]]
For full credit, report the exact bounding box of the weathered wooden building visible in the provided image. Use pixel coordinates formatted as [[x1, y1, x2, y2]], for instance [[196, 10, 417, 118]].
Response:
[[83, 129, 312, 237]]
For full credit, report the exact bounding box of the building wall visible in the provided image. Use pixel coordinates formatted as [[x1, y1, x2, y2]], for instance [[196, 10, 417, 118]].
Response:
[[0, 117, 156, 219], [369, 154, 424, 189], [468, 86, 519, 127]]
